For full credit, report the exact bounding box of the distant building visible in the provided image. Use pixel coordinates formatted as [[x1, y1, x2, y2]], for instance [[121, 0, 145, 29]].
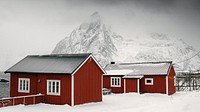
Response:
[[103, 61, 176, 95], [5, 53, 105, 106]]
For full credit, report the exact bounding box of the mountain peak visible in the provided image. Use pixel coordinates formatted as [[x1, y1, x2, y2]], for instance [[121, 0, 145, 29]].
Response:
[[89, 11, 101, 23], [79, 12, 102, 31], [52, 11, 118, 66], [91, 11, 100, 17], [52, 12, 200, 71]]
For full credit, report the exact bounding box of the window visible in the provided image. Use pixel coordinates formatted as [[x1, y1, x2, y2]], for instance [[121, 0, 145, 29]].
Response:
[[47, 80, 60, 95], [145, 78, 153, 85], [18, 78, 30, 93], [111, 77, 121, 87]]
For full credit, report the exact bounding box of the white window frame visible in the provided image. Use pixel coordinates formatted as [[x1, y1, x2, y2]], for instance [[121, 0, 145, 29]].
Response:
[[145, 78, 153, 85], [47, 80, 60, 96], [111, 77, 121, 87], [18, 78, 30, 93]]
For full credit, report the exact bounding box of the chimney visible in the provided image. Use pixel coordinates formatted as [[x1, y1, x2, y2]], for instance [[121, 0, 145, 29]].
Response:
[[111, 62, 115, 64]]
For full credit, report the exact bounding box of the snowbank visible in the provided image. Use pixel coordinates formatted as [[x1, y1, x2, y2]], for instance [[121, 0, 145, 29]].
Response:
[[0, 92, 199, 112]]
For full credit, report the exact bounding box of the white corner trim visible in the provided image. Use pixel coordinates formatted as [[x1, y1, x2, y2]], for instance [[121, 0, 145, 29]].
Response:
[[71, 75, 74, 106], [166, 63, 171, 95], [124, 79, 126, 93], [166, 76, 169, 95], [137, 79, 140, 94], [101, 75, 103, 96]]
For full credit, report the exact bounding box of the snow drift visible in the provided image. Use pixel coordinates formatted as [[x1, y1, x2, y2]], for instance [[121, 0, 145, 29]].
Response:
[[0, 92, 200, 112]]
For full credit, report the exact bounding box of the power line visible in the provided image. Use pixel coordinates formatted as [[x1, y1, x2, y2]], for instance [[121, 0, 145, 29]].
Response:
[[174, 50, 200, 64]]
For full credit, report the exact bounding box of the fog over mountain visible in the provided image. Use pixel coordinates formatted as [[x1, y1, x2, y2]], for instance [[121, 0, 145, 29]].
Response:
[[52, 12, 200, 71], [0, 0, 200, 71]]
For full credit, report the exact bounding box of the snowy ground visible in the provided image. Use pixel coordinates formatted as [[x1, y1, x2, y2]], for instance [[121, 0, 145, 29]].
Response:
[[0, 92, 199, 112]]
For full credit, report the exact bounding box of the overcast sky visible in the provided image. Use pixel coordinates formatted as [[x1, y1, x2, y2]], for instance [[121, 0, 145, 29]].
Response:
[[0, 0, 200, 68]]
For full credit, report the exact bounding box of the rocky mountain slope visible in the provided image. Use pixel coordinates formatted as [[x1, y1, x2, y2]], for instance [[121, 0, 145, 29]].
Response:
[[52, 12, 200, 71], [52, 12, 120, 66]]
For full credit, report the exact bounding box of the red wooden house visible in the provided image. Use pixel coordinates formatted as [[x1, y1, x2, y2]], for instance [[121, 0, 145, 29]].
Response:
[[5, 53, 105, 106], [103, 61, 176, 95]]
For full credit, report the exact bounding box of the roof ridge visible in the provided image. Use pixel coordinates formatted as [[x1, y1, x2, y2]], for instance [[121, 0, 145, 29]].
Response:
[[116, 61, 173, 65], [27, 53, 92, 57], [5, 53, 92, 74]]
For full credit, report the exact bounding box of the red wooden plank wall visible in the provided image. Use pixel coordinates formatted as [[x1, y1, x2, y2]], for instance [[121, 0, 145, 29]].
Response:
[[74, 57, 103, 105], [168, 66, 176, 95], [125, 79, 138, 93], [10, 73, 71, 105], [140, 75, 166, 94], [103, 76, 124, 93]]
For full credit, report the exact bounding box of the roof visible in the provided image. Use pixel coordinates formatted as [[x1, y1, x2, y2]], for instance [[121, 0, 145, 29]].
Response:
[[105, 70, 134, 75], [122, 75, 144, 79], [105, 61, 172, 76], [5, 53, 93, 74]]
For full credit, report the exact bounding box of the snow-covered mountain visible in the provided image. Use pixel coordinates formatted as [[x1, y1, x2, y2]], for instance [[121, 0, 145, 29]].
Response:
[[52, 12, 200, 71], [52, 12, 119, 66], [113, 33, 200, 71]]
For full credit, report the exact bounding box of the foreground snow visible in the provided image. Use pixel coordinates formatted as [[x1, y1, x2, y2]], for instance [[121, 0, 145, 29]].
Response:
[[0, 92, 199, 112]]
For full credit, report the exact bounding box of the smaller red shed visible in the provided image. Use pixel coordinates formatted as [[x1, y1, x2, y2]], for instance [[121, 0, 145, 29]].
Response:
[[5, 53, 105, 106], [103, 61, 176, 95]]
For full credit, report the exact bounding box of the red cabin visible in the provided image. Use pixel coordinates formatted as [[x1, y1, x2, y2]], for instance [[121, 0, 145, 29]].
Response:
[[5, 53, 105, 106], [103, 61, 176, 95]]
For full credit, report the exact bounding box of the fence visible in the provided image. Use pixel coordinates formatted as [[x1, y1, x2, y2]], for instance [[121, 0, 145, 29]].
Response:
[[0, 94, 44, 108], [176, 72, 200, 91]]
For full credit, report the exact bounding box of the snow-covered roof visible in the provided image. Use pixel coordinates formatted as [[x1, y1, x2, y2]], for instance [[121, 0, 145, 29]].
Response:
[[5, 53, 91, 74], [122, 75, 144, 79], [105, 61, 172, 76], [105, 70, 134, 75]]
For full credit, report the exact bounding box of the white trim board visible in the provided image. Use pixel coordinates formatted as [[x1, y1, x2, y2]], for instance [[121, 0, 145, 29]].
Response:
[[124, 79, 126, 93], [71, 54, 106, 76], [166, 76, 169, 95], [137, 79, 140, 94], [71, 75, 74, 106], [166, 64, 171, 95], [101, 75, 103, 96]]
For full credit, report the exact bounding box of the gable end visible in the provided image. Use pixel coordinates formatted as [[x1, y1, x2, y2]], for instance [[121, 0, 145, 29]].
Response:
[[71, 54, 105, 76]]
